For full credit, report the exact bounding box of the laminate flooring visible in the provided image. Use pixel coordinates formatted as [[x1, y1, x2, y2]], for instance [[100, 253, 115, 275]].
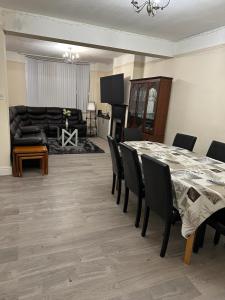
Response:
[[0, 138, 224, 300]]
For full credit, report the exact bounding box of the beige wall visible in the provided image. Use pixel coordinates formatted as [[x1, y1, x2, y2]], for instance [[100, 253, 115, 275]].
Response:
[[90, 66, 112, 113], [0, 30, 11, 175], [144, 46, 225, 154], [7, 60, 27, 106]]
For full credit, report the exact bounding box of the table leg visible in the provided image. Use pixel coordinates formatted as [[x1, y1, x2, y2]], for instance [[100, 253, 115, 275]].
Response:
[[45, 153, 48, 175], [184, 232, 195, 265], [40, 157, 45, 176], [19, 157, 23, 177], [12, 152, 17, 176], [75, 129, 78, 146], [16, 154, 20, 177]]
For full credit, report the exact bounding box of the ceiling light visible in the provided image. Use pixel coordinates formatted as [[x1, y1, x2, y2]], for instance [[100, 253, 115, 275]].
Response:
[[63, 47, 80, 63], [131, 0, 170, 16]]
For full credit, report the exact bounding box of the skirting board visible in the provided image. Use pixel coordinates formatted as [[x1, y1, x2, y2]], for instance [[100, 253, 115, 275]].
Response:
[[0, 166, 12, 176]]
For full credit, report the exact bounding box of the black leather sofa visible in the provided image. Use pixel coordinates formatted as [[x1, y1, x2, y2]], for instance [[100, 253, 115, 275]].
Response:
[[9, 106, 87, 147]]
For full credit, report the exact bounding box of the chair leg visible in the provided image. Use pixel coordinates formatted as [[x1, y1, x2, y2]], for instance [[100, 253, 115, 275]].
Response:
[[160, 221, 171, 257], [112, 174, 116, 195], [123, 187, 129, 212], [141, 206, 150, 237], [198, 223, 206, 248], [135, 193, 142, 228], [193, 223, 206, 253], [193, 234, 200, 254], [214, 230, 221, 245], [116, 179, 122, 205]]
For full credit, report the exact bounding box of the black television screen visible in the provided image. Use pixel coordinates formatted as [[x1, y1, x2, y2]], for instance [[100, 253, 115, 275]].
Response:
[[100, 73, 124, 105]]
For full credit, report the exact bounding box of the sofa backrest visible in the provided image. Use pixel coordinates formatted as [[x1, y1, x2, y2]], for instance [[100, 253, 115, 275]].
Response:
[[46, 107, 63, 125], [9, 106, 30, 138]]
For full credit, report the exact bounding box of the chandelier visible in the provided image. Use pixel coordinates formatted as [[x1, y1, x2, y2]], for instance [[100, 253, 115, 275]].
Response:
[[131, 0, 170, 16], [62, 47, 80, 63]]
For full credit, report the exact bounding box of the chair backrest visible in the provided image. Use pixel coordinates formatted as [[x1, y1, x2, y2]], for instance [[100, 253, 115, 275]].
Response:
[[172, 133, 197, 151], [120, 143, 143, 195], [107, 135, 123, 177], [124, 128, 143, 141], [206, 140, 225, 163], [141, 154, 173, 221]]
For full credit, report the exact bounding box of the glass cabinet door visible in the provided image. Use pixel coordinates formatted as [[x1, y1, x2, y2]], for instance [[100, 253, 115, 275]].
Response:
[[135, 84, 148, 128], [128, 83, 139, 127], [144, 81, 159, 132]]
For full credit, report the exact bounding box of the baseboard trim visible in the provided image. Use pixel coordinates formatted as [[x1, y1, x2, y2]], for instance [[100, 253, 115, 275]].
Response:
[[0, 166, 12, 176]]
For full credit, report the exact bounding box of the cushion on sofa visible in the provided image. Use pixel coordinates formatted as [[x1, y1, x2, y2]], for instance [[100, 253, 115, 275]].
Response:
[[20, 126, 41, 134]]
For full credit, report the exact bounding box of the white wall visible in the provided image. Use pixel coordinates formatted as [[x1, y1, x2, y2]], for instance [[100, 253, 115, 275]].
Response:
[[144, 45, 225, 154]]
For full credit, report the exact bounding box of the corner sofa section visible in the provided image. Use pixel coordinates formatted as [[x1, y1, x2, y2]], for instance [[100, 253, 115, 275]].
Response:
[[9, 106, 87, 147]]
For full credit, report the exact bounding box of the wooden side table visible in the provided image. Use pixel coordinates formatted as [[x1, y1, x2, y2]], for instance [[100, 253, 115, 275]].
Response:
[[13, 146, 48, 177]]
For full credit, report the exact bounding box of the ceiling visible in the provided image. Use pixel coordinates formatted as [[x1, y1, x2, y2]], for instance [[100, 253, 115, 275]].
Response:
[[6, 35, 123, 64], [1, 0, 225, 41]]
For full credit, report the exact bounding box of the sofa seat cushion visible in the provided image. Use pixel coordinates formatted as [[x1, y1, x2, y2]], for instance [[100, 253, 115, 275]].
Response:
[[13, 135, 43, 146], [21, 126, 41, 134]]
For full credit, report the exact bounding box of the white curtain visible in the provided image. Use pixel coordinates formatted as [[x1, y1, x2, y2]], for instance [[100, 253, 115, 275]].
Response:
[[26, 58, 90, 111], [76, 64, 90, 112]]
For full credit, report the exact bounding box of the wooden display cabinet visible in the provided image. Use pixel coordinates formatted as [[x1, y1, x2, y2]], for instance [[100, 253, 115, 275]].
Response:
[[127, 76, 173, 143]]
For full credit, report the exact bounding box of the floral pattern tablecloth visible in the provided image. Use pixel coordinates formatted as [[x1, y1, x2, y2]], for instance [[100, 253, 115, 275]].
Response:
[[125, 141, 225, 238]]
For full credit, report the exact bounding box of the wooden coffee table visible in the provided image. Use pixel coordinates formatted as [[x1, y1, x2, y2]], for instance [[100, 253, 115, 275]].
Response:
[[13, 146, 48, 177]]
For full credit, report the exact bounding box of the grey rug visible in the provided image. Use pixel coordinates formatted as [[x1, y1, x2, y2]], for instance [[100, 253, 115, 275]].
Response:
[[48, 138, 104, 155]]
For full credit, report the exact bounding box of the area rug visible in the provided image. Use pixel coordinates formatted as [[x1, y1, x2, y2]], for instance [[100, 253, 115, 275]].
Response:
[[48, 138, 104, 155]]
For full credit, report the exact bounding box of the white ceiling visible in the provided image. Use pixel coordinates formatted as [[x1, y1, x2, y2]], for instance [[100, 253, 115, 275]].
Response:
[[6, 35, 123, 64], [1, 0, 225, 41]]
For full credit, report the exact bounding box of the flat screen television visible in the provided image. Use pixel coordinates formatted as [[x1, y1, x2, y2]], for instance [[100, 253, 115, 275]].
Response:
[[100, 73, 124, 105]]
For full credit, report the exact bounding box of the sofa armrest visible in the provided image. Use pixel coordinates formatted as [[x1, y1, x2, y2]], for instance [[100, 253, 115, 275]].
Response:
[[20, 126, 41, 134], [13, 136, 43, 146]]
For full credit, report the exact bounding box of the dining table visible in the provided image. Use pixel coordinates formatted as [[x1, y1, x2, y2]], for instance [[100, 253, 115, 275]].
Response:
[[125, 140, 225, 264]]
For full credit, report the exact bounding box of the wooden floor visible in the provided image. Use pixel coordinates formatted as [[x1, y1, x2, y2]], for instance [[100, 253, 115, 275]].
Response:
[[0, 138, 224, 300]]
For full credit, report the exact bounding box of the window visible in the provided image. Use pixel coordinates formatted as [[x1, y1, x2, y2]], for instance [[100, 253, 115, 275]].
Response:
[[26, 58, 90, 111]]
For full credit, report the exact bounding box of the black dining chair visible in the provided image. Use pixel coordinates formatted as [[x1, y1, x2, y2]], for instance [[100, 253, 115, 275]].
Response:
[[119, 143, 145, 228], [123, 128, 143, 142], [141, 154, 180, 257], [172, 133, 197, 151], [107, 136, 124, 205], [193, 140, 225, 252], [194, 208, 225, 253], [206, 140, 225, 163]]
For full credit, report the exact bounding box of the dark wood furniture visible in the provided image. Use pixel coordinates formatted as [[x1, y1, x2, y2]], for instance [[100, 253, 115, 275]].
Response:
[[127, 76, 173, 142], [13, 146, 48, 177]]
